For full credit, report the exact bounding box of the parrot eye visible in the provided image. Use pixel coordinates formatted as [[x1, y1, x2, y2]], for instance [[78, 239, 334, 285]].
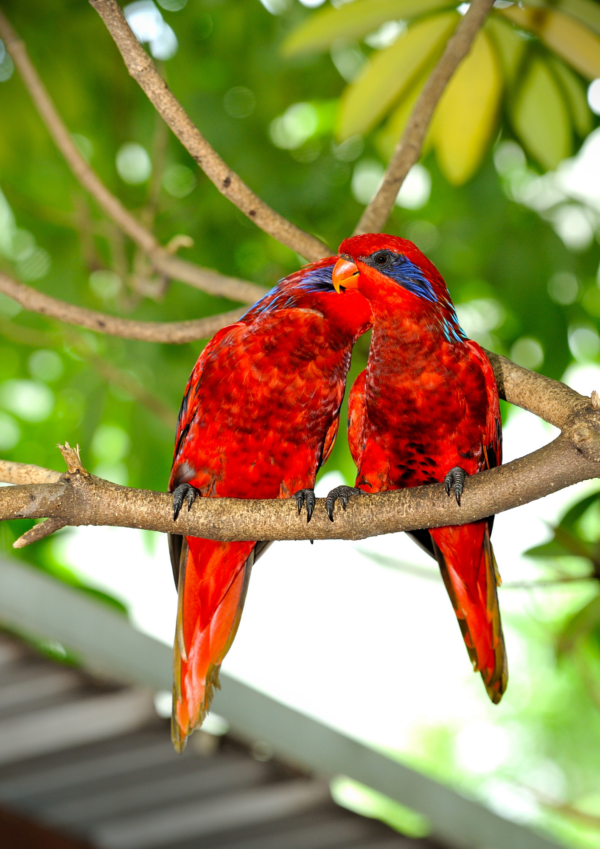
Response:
[[372, 251, 392, 266]]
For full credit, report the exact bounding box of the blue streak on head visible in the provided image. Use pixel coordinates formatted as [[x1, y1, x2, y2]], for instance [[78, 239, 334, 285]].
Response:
[[386, 256, 438, 305], [370, 253, 466, 343], [241, 263, 335, 320]]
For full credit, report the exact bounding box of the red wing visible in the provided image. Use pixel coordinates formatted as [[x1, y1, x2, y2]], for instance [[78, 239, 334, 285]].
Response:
[[348, 370, 367, 471], [465, 340, 502, 471]]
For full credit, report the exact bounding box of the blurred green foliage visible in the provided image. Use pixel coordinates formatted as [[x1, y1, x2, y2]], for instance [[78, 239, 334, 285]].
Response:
[[1, 0, 600, 845]]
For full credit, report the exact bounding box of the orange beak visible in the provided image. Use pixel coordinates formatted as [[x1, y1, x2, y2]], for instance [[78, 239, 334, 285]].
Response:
[[332, 258, 359, 293]]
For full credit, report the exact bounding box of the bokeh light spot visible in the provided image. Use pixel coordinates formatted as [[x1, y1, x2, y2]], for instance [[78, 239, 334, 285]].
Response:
[[28, 350, 64, 383], [223, 87, 256, 119], [90, 270, 122, 301], [396, 164, 431, 210], [157, 0, 187, 10], [0, 380, 55, 423], [547, 272, 579, 305], [92, 424, 131, 464], [116, 142, 152, 185], [569, 325, 600, 361], [269, 103, 319, 150], [351, 160, 384, 204], [163, 164, 197, 198], [587, 79, 600, 116], [510, 337, 544, 370], [0, 411, 20, 451]]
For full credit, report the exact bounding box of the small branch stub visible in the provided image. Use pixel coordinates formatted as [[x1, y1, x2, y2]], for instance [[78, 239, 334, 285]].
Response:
[[58, 443, 86, 475]]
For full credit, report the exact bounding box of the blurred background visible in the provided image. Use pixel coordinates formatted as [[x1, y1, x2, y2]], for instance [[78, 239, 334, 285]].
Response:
[[1, 0, 600, 845]]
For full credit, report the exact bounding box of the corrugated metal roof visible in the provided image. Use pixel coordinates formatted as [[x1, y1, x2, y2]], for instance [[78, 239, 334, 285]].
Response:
[[0, 559, 563, 849], [0, 633, 443, 849]]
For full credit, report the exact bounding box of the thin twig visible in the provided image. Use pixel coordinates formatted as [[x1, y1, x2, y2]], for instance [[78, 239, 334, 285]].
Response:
[[0, 270, 245, 344], [355, 0, 496, 235], [13, 519, 67, 549], [0, 8, 266, 305], [88, 0, 331, 263]]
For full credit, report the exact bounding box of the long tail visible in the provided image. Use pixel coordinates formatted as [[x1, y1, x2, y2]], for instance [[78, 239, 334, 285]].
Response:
[[170, 537, 260, 752], [430, 521, 508, 704]]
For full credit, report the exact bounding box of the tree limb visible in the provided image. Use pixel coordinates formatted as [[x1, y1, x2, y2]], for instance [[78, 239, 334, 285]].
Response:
[[355, 0, 496, 235], [0, 270, 245, 344], [0, 8, 266, 306], [87, 0, 331, 263], [1, 364, 599, 544]]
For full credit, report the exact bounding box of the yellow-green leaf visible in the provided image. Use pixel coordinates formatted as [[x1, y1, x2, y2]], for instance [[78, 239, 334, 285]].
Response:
[[500, 6, 600, 80], [485, 16, 527, 84], [511, 56, 572, 170], [282, 0, 456, 57], [549, 57, 594, 137], [375, 71, 431, 161], [522, 0, 600, 36], [431, 31, 502, 185], [337, 12, 459, 140]]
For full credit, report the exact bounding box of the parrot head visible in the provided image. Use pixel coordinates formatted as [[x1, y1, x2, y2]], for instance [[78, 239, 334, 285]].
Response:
[[332, 233, 465, 340], [334, 234, 448, 305]]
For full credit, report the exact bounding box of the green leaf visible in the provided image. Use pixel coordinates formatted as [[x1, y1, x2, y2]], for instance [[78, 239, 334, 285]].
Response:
[[523, 0, 600, 36], [511, 55, 572, 170], [375, 68, 431, 161], [432, 30, 502, 185], [549, 57, 594, 138], [557, 595, 600, 655], [560, 491, 600, 531], [337, 12, 459, 140], [500, 5, 600, 80], [282, 0, 456, 57], [486, 16, 528, 84]]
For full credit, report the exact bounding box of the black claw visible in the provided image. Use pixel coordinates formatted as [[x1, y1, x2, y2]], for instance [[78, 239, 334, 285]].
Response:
[[325, 485, 364, 522], [293, 489, 316, 523], [173, 483, 200, 521], [444, 467, 468, 506]]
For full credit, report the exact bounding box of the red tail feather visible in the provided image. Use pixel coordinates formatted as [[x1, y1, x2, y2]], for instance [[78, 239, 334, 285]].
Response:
[[431, 522, 507, 703], [172, 538, 255, 750]]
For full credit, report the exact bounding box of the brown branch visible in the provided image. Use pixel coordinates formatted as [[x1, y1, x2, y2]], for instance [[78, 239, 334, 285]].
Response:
[[486, 351, 584, 430], [0, 8, 266, 305], [87, 0, 330, 263], [1, 363, 599, 543], [0, 459, 61, 485], [13, 518, 67, 549], [355, 0, 496, 235], [0, 270, 245, 344]]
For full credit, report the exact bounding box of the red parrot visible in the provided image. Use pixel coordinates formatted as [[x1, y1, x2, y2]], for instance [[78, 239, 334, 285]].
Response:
[[168, 257, 371, 750], [329, 234, 507, 704]]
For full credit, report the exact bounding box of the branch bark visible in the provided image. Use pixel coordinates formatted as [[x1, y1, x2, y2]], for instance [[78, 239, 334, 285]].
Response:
[[0, 8, 266, 306], [2, 362, 599, 545], [87, 0, 331, 263], [354, 0, 496, 235], [0, 270, 245, 344]]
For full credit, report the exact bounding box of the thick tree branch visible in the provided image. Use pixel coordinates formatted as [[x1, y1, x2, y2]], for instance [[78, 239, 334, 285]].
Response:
[[0, 459, 60, 485], [0, 9, 265, 306], [355, 0, 496, 235], [87, 0, 330, 263], [1, 365, 599, 544], [0, 270, 245, 344]]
